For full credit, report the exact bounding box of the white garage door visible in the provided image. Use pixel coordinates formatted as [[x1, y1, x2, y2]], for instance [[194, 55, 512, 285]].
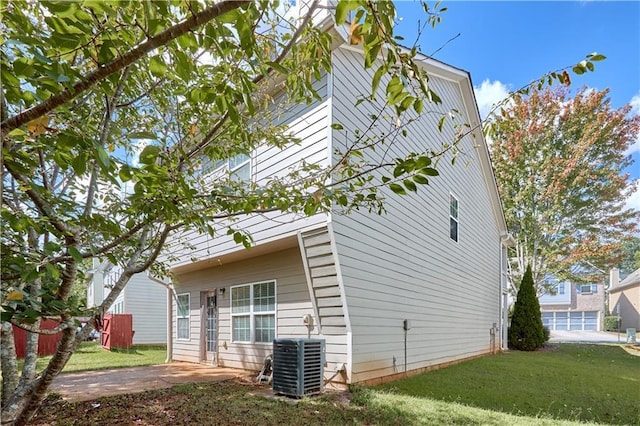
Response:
[[583, 311, 598, 331], [541, 311, 599, 331]]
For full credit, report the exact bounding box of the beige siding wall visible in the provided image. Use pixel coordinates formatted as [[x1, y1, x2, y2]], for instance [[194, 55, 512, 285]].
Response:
[[167, 75, 330, 270], [610, 285, 640, 329], [172, 247, 348, 380], [330, 47, 502, 383]]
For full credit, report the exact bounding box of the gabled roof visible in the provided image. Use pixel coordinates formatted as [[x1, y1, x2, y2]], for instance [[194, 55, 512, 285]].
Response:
[[610, 268, 640, 292], [331, 24, 509, 239]]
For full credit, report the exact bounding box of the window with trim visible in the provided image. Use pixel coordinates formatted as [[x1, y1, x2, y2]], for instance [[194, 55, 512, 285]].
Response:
[[212, 154, 250, 182], [558, 283, 565, 295], [231, 281, 276, 343], [449, 194, 459, 242], [177, 293, 190, 339], [197, 153, 251, 182], [578, 284, 597, 294]]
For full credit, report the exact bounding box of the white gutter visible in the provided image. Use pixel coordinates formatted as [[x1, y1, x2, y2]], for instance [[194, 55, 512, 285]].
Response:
[[147, 272, 177, 364]]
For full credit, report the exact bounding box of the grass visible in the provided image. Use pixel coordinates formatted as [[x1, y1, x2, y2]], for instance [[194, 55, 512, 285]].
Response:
[[33, 381, 591, 426], [30, 344, 640, 425], [20, 342, 166, 374], [375, 344, 640, 425]]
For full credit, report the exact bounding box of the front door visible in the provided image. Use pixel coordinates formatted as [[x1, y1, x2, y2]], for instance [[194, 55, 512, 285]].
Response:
[[200, 291, 217, 364]]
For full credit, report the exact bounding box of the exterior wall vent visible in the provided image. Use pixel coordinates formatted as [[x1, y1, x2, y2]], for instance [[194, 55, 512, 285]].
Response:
[[272, 338, 325, 397]]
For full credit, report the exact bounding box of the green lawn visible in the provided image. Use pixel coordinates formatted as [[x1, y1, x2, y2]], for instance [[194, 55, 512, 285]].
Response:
[[32, 343, 639, 425], [374, 344, 640, 425], [23, 342, 166, 374]]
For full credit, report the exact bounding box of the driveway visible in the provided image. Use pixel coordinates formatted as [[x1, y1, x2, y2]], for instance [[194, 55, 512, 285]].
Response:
[[50, 362, 249, 402], [549, 330, 633, 344]]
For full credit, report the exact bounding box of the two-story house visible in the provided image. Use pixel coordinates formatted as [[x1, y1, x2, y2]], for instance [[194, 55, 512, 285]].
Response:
[[539, 274, 605, 332], [87, 260, 167, 345], [162, 6, 512, 385]]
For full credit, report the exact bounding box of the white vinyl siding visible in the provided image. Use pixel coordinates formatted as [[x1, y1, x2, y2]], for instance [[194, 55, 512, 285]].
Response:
[[330, 47, 502, 382], [231, 281, 276, 343], [98, 270, 167, 345], [177, 293, 190, 340], [165, 75, 330, 269], [449, 194, 459, 242]]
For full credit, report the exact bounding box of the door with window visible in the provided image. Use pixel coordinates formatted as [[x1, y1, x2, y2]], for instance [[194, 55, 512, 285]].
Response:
[[200, 291, 217, 364]]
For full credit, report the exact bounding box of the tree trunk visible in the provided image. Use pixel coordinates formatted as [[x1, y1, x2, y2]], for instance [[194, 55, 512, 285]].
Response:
[[3, 326, 78, 426], [0, 322, 19, 409]]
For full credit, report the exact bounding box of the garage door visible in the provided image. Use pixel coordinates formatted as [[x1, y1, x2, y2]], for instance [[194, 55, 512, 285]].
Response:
[[541, 311, 598, 331], [583, 311, 598, 331]]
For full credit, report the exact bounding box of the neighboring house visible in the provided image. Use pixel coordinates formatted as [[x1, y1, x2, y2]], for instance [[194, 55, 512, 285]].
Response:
[[164, 7, 512, 385], [87, 260, 167, 345], [609, 268, 640, 330], [539, 272, 605, 331]]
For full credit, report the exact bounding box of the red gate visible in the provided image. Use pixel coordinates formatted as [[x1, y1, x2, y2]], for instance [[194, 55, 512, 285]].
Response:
[[101, 314, 134, 350]]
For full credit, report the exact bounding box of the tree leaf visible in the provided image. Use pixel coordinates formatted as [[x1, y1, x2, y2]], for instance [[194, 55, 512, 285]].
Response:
[[139, 145, 160, 165], [149, 56, 167, 77], [389, 183, 406, 195]]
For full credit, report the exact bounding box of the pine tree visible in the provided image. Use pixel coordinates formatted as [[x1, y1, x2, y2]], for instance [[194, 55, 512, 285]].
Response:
[[509, 265, 545, 350]]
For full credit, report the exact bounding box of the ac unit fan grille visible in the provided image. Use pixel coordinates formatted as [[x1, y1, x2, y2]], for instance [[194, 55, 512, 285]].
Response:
[[272, 338, 325, 397]]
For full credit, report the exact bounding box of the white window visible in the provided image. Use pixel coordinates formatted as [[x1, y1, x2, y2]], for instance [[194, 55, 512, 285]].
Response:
[[210, 154, 250, 182], [449, 194, 458, 242], [177, 293, 190, 340], [109, 301, 124, 314], [558, 283, 565, 295], [231, 281, 276, 343], [579, 284, 592, 294]]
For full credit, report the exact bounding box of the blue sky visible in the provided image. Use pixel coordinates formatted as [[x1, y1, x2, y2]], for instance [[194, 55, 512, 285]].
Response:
[[393, 0, 640, 210]]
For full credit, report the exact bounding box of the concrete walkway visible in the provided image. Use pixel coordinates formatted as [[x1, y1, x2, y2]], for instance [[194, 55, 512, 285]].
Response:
[[50, 363, 249, 402], [549, 330, 634, 344]]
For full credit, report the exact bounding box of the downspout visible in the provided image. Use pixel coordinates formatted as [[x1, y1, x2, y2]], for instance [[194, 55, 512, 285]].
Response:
[[147, 273, 177, 364], [500, 233, 516, 350]]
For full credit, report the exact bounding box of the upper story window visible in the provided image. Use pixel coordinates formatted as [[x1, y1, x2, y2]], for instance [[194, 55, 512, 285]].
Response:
[[198, 153, 251, 183], [578, 284, 597, 294], [449, 194, 459, 242], [558, 283, 565, 295], [213, 153, 251, 182]]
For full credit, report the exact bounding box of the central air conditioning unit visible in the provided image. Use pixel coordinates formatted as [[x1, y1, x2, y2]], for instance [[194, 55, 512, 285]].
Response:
[[272, 338, 325, 397]]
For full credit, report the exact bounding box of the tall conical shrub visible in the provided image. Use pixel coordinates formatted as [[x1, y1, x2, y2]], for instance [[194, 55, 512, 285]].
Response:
[[509, 265, 545, 350]]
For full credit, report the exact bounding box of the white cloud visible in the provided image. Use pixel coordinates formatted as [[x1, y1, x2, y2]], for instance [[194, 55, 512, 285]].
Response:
[[624, 183, 640, 212], [473, 79, 510, 121], [630, 93, 640, 116]]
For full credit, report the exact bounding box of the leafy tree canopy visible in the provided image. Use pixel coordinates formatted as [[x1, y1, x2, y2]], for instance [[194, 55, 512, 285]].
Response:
[[490, 86, 640, 292]]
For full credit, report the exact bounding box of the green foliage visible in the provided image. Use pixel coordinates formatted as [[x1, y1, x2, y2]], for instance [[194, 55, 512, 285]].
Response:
[[509, 265, 545, 351], [542, 326, 550, 342], [617, 237, 640, 275], [604, 316, 621, 332]]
